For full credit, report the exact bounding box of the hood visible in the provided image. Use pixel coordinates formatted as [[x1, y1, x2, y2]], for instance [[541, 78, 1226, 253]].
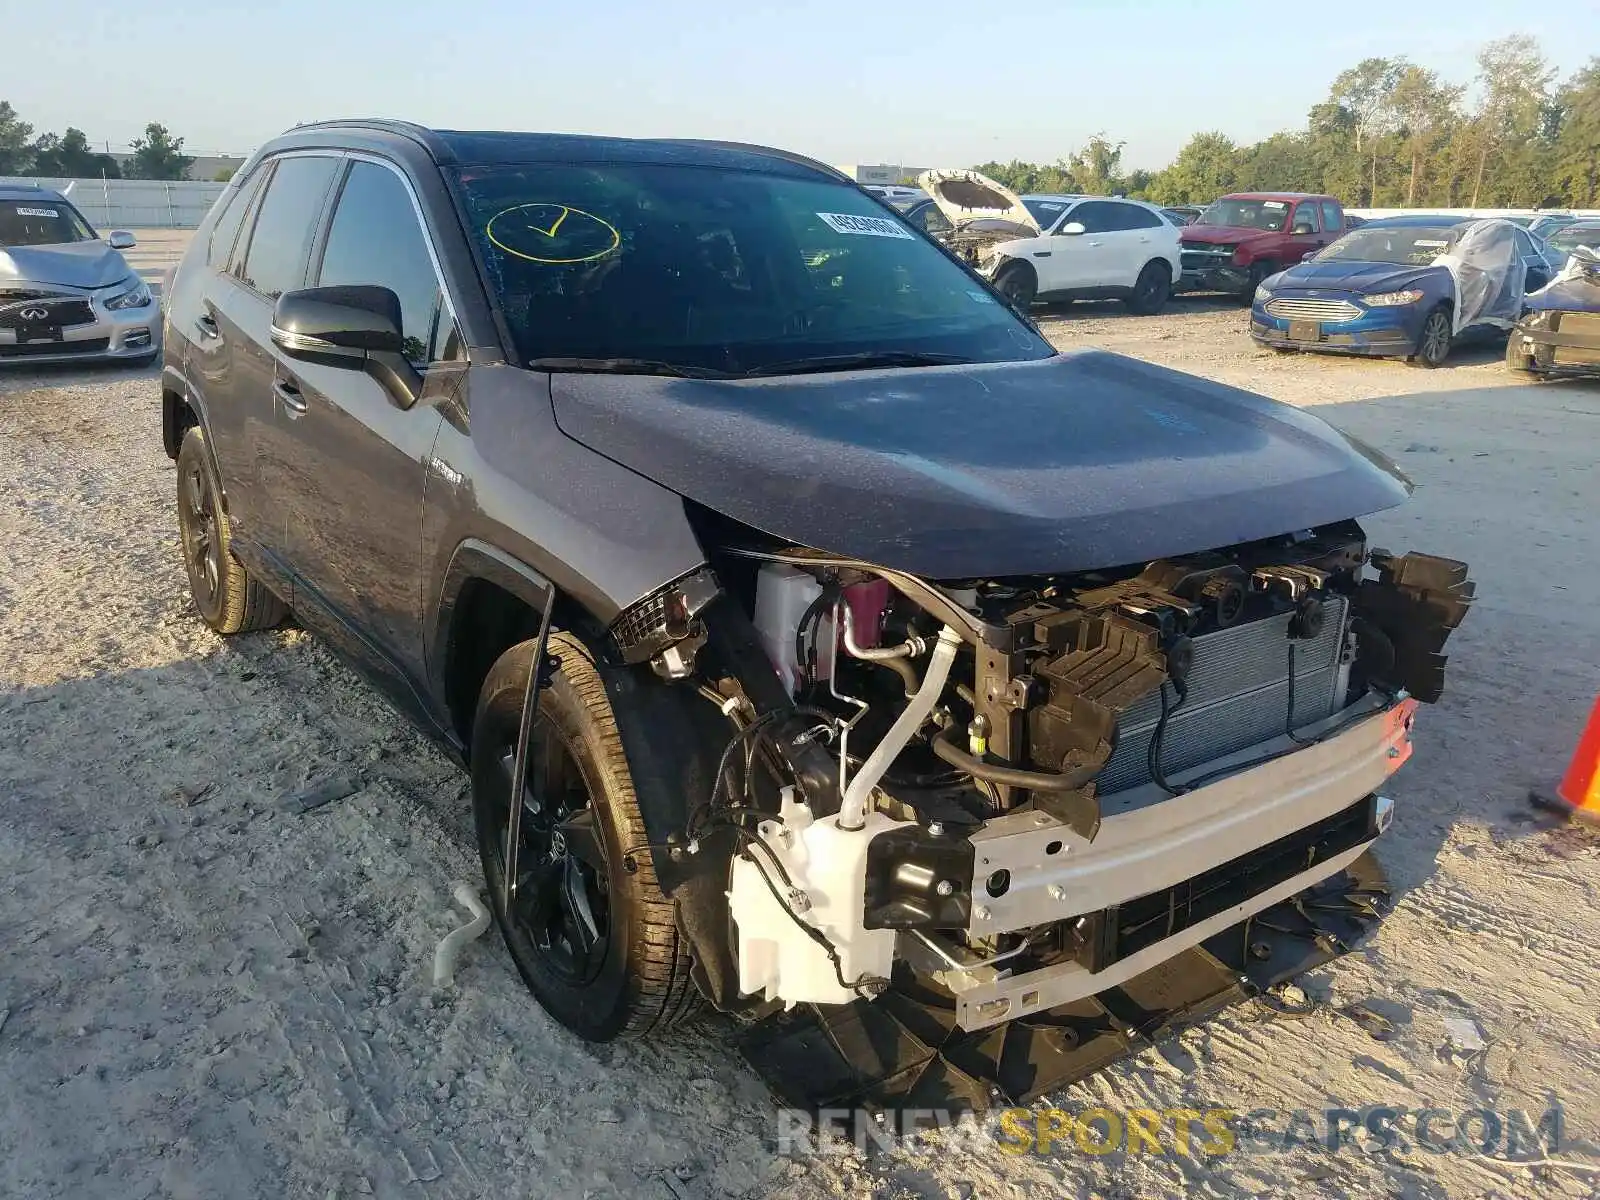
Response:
[[1273, 259, 1441, 293], [549, 351, 1412, 580], [917, 169, 1040, 237], [1525, 249, 1600, 312], [1180, 225, 1277, 246], [0, 240, 133, 290]]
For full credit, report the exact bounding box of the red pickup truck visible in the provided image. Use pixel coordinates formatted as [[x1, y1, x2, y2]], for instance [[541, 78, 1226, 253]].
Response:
[[1178, 192, 1348, 298]]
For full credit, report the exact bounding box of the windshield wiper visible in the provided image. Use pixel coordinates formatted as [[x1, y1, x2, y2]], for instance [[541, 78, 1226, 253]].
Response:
[[527, 356, 732, 379], [741, 351, 973, 377]]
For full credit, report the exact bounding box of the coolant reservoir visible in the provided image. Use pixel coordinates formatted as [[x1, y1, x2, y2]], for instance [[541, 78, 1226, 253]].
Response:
[[753, 565, 831, 693]]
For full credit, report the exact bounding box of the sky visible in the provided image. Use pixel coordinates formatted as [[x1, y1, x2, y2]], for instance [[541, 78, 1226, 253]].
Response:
[[6, 1, 1596, 171]]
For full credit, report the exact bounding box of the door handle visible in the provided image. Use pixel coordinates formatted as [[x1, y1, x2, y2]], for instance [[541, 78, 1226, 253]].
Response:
[[1032, 251, 1052, 257], [274, 377, 308, 415], [1088, 240, 1104, 247], [196, 313, 220, 340]]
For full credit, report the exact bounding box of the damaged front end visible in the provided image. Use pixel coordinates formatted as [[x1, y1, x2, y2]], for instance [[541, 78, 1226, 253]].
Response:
[[1510, 246, 1600, 376], [608, 523, 1472, 1109], [915, 168, 1042, 277]]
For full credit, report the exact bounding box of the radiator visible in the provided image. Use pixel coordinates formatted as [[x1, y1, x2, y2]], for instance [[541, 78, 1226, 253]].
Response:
[[1096, 596, 1348, 795]]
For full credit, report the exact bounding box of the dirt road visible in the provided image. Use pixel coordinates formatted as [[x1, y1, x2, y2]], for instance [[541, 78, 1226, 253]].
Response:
[[3, 237, 1598, 1199]]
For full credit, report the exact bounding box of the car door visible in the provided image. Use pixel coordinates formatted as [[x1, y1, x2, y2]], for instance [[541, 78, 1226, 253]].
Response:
[[1116, 202, 1173, 284], [1514, 228, 1553, 292], [181, 164, 273, 545], [271, 157, 457, 704], [1287, 200, 1327, 260], [223, 153, 344, 564], [1051, 201, 1129, 290]]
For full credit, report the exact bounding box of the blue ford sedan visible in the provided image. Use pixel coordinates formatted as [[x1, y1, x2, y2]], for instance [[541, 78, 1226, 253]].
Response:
[[1250, 215, 1560, 367]]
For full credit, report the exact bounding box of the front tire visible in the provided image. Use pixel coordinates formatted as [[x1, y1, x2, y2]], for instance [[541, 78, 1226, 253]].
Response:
[[993, 262, 1037, 309], [1243, 261, 1275, 302], [1411, 306, 1453, 368], [470, 633, 700, 1041], [1125, 261, 1171, 315], [1505, 333, 1536, 374], [175, 428, 286, 634]]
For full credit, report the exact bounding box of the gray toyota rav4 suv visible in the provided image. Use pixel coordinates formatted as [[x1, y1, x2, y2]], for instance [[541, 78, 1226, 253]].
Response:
[[161, 120, 1470, 1106]]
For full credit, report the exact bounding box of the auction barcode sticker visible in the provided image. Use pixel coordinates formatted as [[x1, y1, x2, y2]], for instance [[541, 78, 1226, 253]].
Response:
[[818, 212, 914, 239], [15, 207, 58, 218]]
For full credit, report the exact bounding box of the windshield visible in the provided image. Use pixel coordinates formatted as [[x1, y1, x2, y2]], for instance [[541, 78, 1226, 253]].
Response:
[[1313, 225, 1460, 266], [1196, 199, 1292, 231], [0, 198, 96, 247], [1021, 198, 1070, 228], [1548, 225, 1600, 254], [454, 164, 1053, 376]]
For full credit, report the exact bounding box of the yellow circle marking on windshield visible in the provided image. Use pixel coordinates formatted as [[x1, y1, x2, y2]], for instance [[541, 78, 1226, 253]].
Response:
[[486, 203, 621, 265]]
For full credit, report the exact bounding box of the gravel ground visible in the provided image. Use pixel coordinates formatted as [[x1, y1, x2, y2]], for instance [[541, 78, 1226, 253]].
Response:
[[3, 234, 1599, 1200]]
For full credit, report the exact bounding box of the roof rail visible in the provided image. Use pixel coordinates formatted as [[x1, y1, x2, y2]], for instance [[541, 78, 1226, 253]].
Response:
[[658, 139, 850, 182], [286, 119, 456, 163]]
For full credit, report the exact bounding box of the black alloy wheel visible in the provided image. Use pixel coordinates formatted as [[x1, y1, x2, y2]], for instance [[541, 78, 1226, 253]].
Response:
[[481, 719, 611, 988], [178, 453, 223, 618]]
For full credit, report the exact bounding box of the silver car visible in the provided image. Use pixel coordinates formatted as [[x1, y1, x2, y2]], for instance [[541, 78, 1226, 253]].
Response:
[[0, 183, 161, 366]]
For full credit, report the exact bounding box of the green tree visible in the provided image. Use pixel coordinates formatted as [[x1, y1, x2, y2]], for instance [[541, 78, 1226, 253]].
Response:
[[1237, 132, 1315, 193], [1147, 132, 1240, 205], [1331, 57, 1405, 205], [126, 122, 194, 180], [213, 166, 239, 183], [1466, 35, 1555, 206], [0, 100, 35, 175], [1389, 67, 1462, 206], [29, 127, 120, 178], [1553, 58, 1600, 205], [1067, 134, 1125, 194]]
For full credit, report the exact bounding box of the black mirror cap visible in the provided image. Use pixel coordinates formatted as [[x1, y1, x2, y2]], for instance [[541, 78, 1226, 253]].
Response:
[[271, 285, 404, 356]]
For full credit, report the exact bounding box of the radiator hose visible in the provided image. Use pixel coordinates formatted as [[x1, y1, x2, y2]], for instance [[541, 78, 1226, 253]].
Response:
[[930, 726, 1102, 793]]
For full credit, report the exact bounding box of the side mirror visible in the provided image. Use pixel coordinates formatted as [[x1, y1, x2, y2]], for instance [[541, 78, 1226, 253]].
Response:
[[107, 230, 136, 250], [271, 285, 420, 408], [1059, 221, 1087, 237], [1301, 250, 1317, 261]]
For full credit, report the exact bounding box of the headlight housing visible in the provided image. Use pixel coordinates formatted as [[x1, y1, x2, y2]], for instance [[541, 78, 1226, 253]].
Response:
[[105, 280, 154, 310], [1253, 285, 1273, 304], [1363, 289, 1424, 307]]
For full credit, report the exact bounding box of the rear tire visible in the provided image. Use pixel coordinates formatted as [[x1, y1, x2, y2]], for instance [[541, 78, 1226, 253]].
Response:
[[175, 428, 286, 634], [470, 633, 701, 1042], [1125, 261, 1171, 315], [1410, 306, 1453, 368], [993, 262, 1037, 309]]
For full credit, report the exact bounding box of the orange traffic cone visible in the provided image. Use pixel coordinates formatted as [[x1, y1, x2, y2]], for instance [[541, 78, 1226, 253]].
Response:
[[1530, 695, 1600, 827]]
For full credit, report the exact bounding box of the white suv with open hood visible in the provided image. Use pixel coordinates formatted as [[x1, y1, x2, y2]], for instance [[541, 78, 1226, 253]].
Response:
[[918, 169, 1182, 314]]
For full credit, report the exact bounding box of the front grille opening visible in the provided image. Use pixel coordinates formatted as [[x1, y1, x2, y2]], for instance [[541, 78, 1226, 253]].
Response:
[[0, 337, 110, 358], [1076, 795, 1378, 973]]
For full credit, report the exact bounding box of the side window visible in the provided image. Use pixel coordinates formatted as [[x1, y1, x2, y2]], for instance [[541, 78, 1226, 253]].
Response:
[[316, 160, 449, 364], [1070, 202, 1116, 234], [1512, 228, 1536, 257], [226, 163, 272, 279], [1291, 202, 1321, 234], [1320, 201, 1341, 234], [206, 168, 265, 267], [907, 202, 952, 236], [1123, 204, 1165, 230], [238, 155, 341, 300]]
